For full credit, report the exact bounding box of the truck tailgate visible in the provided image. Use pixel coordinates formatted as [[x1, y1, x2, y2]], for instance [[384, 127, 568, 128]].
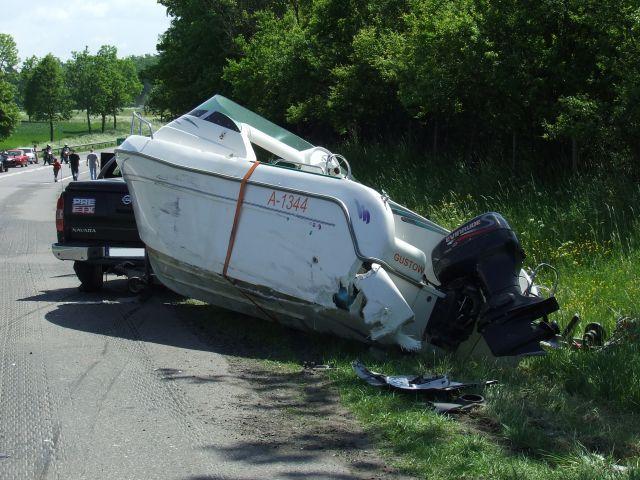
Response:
[[61, 180, 142, 246]]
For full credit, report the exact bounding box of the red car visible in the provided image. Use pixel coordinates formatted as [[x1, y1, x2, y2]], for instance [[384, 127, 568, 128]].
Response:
[[6, 149, 29, 167]]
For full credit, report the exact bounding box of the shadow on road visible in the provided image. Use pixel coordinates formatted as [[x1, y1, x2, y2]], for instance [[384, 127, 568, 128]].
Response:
[[33, 279, 369, 366], [33, 282, 399, 479]]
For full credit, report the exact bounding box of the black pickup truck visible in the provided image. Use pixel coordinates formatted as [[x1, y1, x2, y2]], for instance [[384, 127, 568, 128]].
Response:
[[52, 154, 147, 291]]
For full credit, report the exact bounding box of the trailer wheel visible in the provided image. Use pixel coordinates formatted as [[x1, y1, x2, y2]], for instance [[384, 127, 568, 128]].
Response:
[[74, 261, 104, 292]]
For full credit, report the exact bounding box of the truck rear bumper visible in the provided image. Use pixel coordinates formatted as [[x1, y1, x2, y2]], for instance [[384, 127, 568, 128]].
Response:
[[52, 243, 145, 262], [52, 243, 105, 261]]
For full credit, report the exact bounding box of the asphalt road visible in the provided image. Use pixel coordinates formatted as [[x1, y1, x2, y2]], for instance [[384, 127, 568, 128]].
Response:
[[0, 160, 390, 480]]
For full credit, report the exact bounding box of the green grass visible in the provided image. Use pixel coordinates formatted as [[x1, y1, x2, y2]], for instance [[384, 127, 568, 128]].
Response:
[[0, 109, 160, 150], [322, 142, 640, 479]]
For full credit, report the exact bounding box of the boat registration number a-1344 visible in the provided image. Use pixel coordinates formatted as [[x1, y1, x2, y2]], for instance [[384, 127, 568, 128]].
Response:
[[266, 190, 309, 213]]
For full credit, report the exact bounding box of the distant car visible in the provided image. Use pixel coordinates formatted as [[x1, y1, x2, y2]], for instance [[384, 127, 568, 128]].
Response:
[[0, 152, 9, 172], [6, 149, 29, 168], [18, 147, 37, 164]]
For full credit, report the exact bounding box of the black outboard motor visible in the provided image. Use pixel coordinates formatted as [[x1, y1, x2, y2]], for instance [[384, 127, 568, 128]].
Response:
[[428, 212, 559, 356]]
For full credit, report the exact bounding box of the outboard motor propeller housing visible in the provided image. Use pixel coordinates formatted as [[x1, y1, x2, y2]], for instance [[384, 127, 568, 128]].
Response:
[[428, 212, 559, 356]]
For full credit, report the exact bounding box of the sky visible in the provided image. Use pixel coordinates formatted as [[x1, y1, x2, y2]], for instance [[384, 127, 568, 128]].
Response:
[[0, 0, 172, 63]]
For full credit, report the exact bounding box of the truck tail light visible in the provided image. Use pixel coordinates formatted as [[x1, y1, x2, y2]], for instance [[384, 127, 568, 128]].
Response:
[[56, 195, 64, 233]]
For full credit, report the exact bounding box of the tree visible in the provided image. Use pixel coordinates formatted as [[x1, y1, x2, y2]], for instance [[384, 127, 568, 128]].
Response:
[[109, 57, 142, 128], [24, 54, 71, 141], [0, 33, 20, 107], [146, 0, 640, 169], [18, 56, 38, 113], [66, 48, 100, 132], [93, 46, 117, 132], [223, 1, 410, 138], [0, 33, 19, 75], [223, 10, 321, 127], [544, 94, 602, 174], [93, 46, 142, 132], [0, 74, 19, 141], [127, 54, 158, 106], [147, 0, 270, 118]]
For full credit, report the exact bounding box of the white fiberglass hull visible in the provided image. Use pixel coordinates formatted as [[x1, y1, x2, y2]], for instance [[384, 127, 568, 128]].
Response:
[[117, 95, 559, 358], [117, 137, 445, 350]]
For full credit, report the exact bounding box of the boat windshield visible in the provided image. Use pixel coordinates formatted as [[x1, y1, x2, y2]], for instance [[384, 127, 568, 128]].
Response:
[[188, 95, 314, 152]]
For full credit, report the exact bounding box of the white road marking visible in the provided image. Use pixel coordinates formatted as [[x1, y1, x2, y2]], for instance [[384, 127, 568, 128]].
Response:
[[0, 165, 49, 180], [60, 171, 89, 182], [0, 165, 91, 184]]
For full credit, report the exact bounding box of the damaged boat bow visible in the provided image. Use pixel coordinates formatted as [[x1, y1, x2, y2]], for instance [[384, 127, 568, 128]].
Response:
[[116, 95, 560, 358]]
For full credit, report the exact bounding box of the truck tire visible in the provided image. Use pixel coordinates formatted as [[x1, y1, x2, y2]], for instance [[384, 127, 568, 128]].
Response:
[[73, 261, 104, 292]]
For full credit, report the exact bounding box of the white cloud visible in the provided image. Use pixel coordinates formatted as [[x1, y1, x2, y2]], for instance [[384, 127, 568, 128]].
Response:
[[0, 0, 171, 62], [76, 2, 111, 18], [33, 6, 71, 21]]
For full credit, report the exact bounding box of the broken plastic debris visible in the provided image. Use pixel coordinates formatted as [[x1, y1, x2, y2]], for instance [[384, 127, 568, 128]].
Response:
[[352, 360, 497, 393], [429, 394, 485, 414], [302, 361, 334, 370]]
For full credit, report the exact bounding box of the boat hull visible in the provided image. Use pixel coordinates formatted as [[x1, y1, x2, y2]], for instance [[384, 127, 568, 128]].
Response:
[[117, 141, 441, 350], [148, 247, 381, 344]]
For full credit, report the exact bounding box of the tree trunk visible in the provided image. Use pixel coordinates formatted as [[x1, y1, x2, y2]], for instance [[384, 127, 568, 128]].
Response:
[[113, 111, 117, 129], [571, 137, 578, 174], [465, 127, 477, 167], [87, 110, 92, 133], [512, 131, 517, 170], [432, 119, 438, 156], [49, 119, 54, 142], [101, 114, 106, 133]]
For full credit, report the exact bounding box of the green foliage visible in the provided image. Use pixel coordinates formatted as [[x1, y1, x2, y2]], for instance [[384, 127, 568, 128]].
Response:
[[224, 10, 322, 126], [66, 48, 101, 132], [0, 74, 19, 141], [148, 0, 640, 170], [0, 33, 19, 75], [0, 33, 20, 106], [65, 46, 143, 132], [17, 56, 38, 110], [127, 54, 158, 105], [147, 0, 270, 118], [24, 54, 71, 141]]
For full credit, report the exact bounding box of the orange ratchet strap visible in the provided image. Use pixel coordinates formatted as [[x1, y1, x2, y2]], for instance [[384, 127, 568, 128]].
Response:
[[223, 161, 260, 278], [221, 160, 278, 322]]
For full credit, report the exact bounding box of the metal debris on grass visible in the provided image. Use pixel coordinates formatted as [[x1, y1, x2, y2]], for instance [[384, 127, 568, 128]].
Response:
[[352, 360, 495, 414], [352, 360, 496, 393]]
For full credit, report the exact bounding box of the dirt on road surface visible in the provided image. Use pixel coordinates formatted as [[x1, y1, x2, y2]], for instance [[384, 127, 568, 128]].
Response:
[[0, 158, 411, 479]]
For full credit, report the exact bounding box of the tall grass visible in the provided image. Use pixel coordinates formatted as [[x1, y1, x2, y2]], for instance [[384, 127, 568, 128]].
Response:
[[323, 141, 640, 478]]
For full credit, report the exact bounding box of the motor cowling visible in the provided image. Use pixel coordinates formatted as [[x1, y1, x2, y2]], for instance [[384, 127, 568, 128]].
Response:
[[428, 212, 559, 356]]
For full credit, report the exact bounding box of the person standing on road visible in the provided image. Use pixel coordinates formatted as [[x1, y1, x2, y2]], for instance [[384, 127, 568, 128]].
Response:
[[43, 144, 53, 165], [33, 144, 38, 163], [87, 149, 99, 180], [61, 144, 71, 164], [52, 158, 61, 182], [69, 150, 80, 181]]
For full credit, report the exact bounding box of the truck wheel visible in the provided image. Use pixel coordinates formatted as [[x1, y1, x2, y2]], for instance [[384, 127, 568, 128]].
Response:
[[73, 261, 104, 292], [127, 277, 146, 294]]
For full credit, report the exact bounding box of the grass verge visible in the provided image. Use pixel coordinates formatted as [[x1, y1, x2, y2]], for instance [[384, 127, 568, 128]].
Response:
[[0, 109, 161, 150]]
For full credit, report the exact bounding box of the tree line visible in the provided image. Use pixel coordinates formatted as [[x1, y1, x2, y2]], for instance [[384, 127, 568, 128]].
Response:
[[146, 0, 640, 174], [0, 34, 147, 142]]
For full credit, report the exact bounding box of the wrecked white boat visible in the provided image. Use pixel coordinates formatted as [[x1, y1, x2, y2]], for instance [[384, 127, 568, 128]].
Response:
[[116, 95, 560, 357]]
